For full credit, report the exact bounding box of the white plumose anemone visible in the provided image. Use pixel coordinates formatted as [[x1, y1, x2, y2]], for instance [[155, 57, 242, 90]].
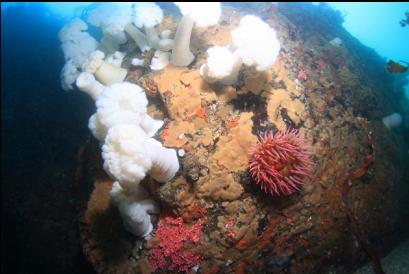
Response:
[[200, 15, 281, 85], [171, 2, 221, 66], [88, 82, 164, 142], [58, 18, 97, 91], [150, 50, 170, 71], [110, 181, 159, 238], [124, 23, 151, 53], [60, 60, 80, 91], [105, 51, 125, 67], [82, 50, 127, 85], [158, 30, 175, 51], [89, 82, 149, 141], [102, 124, 180, 190], [231, 15, 281, 71], [88, 114, 105, 141], [133, 2, 163, 49], [102, 124, 152, 190], [146, 138, 180, 183], [175, 2, 221, 28], [87, 4, 133, 53], [199, 46, 241, 85], [59, 18, 98, 67], [75, 72, 105, 100]]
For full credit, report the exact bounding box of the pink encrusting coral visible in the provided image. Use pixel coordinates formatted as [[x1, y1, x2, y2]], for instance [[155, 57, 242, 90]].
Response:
[[248, 129, 314, 196], [150, 217, 202, 273]]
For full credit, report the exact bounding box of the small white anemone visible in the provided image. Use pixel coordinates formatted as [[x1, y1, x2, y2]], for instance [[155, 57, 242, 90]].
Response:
[[329, 37, 342, 47], [131, 58, 145, 66], [382, 113, 402, 129], [75, 72, 105, 100], [150, 50, 170, 71], [105, 51, 125, 67]]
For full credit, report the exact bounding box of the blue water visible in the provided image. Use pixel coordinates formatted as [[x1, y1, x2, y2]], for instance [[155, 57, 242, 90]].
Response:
[[1, 2, 408, 274], [328, 2, 409, 99]]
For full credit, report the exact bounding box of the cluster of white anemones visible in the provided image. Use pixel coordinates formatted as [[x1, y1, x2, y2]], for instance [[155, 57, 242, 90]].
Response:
[[85, 80, 180, 239], [59, 2, 225, 92], [89, 81, 179, 238], [59, 3, 166, 93], [58, 3, 193, 238], [57, 3, 290, 238]]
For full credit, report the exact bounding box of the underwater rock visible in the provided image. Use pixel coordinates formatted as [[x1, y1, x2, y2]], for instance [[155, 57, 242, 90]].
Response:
[[79, 3, 408, 274]]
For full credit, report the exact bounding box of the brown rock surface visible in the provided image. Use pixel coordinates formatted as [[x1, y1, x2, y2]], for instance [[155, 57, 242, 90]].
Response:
[[78, 3, 409, 274]]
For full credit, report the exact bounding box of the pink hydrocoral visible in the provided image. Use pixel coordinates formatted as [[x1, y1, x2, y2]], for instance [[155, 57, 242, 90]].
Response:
[[248, 128, 314, 196], [150, 217, 202, 273]]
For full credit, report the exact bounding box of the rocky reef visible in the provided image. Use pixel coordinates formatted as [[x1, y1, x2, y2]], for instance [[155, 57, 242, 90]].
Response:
[[76, 3, 409, 274]]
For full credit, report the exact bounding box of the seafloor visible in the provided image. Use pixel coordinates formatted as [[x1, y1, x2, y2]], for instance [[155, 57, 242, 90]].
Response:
[[354, 237, 409, 274], [70, 3, 407, 274]]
